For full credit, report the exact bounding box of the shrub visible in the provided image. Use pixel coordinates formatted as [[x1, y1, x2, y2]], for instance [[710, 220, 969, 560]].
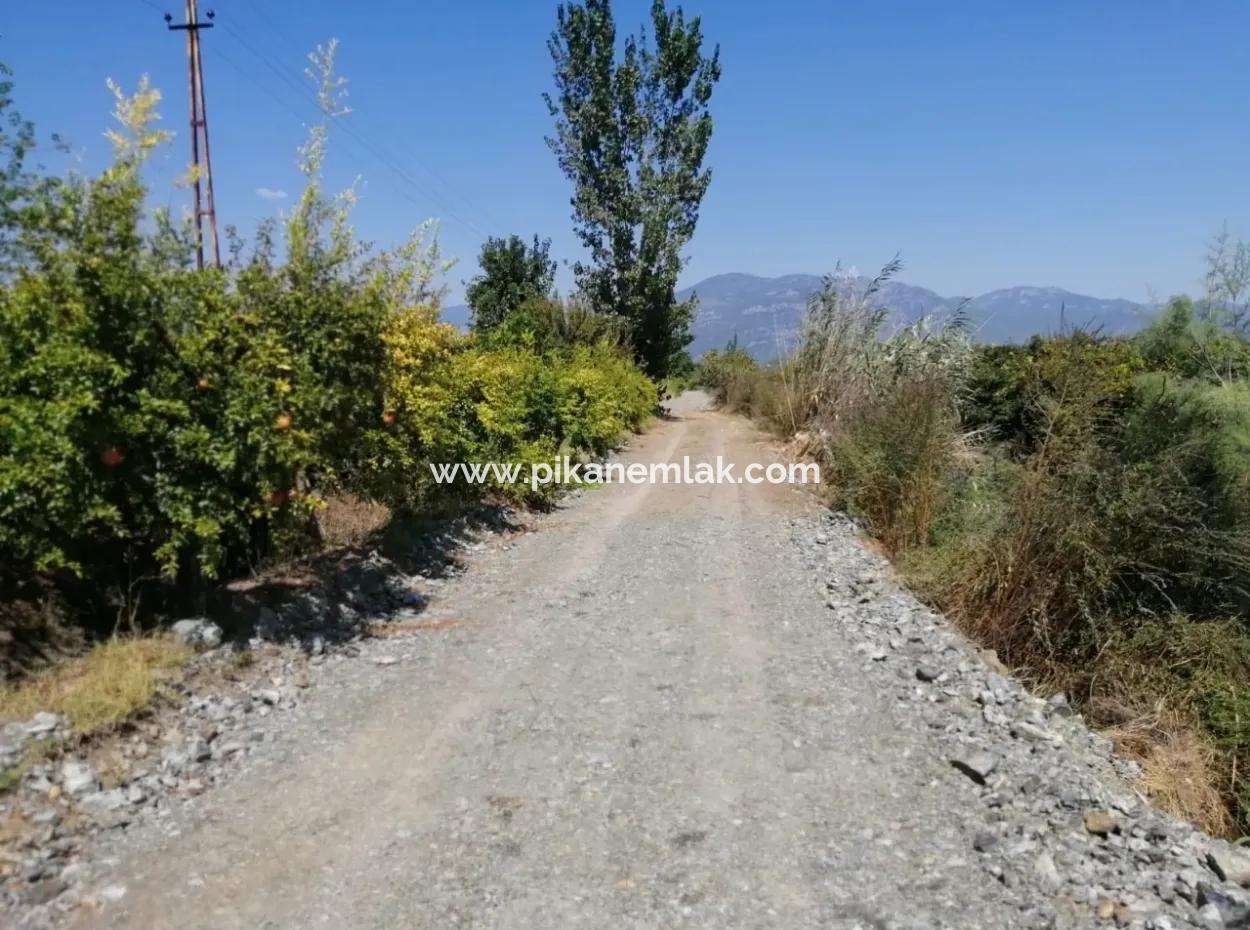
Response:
[[0, 65, 657, 639], [1078, 616, 1250, 831], [1139, 296, 1250, 382], [827, 373, 963, 554], [0, 73, 398, 618], [696, 342, 755, 395], [482, 295, 628, 354], [920, 334, 1250, 832], [1102, 376, 1250, 615], [554, 343, 655, 453], [962, 333, 1143, 455], [795, 264, 970, 552]]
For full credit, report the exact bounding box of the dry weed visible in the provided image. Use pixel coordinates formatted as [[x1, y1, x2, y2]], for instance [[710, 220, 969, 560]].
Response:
[[0, 637, 191, 734]]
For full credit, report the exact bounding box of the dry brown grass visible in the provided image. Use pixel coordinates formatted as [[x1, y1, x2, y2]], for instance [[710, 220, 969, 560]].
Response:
[[317, 493, 391, 548], [1107, 711, 1233, 836], [0, 637, 191, 735], [368, 618, 463, 637]]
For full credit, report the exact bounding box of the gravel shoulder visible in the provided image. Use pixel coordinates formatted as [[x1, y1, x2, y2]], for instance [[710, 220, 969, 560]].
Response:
[[32, 392, 1250, 929]]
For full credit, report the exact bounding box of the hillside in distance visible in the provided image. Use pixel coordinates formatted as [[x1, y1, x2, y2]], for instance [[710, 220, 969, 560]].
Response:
[[442, 274, 1150, 360], [680, 273, 1150, 359]]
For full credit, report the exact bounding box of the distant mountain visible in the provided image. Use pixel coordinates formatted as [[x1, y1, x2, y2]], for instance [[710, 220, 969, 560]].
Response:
[[441, 304, 471, 330], [966, 286, 1146, 346], [442, 276, 1152, 360], [679, 274, 1151, 359]]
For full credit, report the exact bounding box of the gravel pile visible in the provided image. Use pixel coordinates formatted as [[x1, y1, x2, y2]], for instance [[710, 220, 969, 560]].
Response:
[[803, 510, 1250, 929]]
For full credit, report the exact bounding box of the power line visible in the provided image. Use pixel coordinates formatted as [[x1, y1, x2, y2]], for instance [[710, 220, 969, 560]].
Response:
[[238, 0, 504, 234], [214, 18, 491, 239], [140, 0, 501, 242], [207, 44, 482, 234]]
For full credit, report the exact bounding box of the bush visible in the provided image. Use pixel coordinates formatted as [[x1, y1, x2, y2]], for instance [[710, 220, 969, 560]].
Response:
[[372, 306, 653, 510], [554, 343, 655, 453], [1138, 296, 1250, 382], [795, 265, 970, 552], [0, 68, 656, 638], [926, 334, 1250, 832], [1080, 616, 1250, 831], [827, 374, 963, 554], [482, 295, 629, 355], [0, 74, 399, 619], [695, 342, 757, 402], [962, 333, 1143, 454]]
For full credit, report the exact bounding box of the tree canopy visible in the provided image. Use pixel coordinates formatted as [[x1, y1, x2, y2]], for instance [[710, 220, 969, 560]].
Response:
[[545, 0, 720, 378], [466, 234, 556, 331]]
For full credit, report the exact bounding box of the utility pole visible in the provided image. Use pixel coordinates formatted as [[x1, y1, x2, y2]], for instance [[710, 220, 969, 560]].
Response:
[[165, 1, 220, 270]]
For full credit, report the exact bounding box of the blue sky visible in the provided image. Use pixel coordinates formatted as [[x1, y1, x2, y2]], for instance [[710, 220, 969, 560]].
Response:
[[4, 0, 1249, 304]]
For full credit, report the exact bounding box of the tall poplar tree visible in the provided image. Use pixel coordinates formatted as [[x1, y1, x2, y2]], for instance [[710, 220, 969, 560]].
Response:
[[545, 0, 720, 378]]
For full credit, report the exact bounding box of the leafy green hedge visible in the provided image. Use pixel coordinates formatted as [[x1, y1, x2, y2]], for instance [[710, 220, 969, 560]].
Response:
[[0, 73, 654, 627]]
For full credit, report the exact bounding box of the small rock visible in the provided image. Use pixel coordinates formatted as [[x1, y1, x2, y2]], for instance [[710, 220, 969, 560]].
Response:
[[60, 760, 98, 798], [915, 664, 941, 683], [1095, 898, 1118, 920], [373, 655, 399, 667], [79, 788, 127, 812], [26, 712, 62, 735], [1011, 720, 1057, 743], [79, 789, 132, 827], [1033, 850, 1062, 891], [951, 752, 997, 785], [1047, 691, 1074, 717], [59, 861, 87, 883], [972, 831, 999, 853], [170, 618, 223, 649], [1197, 902, 1225, 929], [1198, 884, 1250, 927], [979, 648, 1011, 676], [22, 876, 67, 906], [1208, 846, 1250, 887], [98, 883, 128, 902], [1084, 810, 1119, 837], [186, 737, 212, 763], [853, 642, 887, 662]]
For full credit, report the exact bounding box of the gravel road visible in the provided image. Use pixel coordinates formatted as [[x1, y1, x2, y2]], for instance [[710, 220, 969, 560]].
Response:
[[62, 393, 1248, 930]]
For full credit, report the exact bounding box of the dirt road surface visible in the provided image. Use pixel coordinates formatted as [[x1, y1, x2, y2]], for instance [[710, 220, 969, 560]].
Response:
[[65, 394, 1122, 929]]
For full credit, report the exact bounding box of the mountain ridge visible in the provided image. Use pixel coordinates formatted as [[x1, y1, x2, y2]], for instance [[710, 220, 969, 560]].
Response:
[[442, 273, 1152, 359], [678, 273, 1149, 358]]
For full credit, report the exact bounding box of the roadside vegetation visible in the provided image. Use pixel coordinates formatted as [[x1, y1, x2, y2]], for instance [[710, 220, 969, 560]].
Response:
[[0, 638, 190, 736], [699, 254, 1250, 836], [1, 0, 720, 711]]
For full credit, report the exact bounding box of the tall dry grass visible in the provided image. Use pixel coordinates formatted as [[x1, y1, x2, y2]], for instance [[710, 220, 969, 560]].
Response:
[[785, 261, 972, 553], [701, 258, 1250, 836]]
